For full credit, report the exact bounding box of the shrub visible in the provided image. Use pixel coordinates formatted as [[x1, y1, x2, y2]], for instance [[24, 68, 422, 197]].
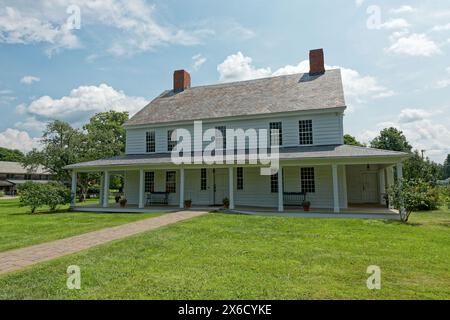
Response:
[[18, 182, 70, 214], [0, 191, 4, 197], [388, 179, 441, 222]]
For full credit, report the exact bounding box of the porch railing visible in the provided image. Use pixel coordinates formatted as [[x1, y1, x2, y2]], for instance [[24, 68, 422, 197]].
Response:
[[283, 192, 307, 206]]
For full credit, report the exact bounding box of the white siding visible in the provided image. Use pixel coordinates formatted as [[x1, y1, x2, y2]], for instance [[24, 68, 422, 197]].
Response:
[[346, 164, 381, 204], [125, 112, 344, 154]]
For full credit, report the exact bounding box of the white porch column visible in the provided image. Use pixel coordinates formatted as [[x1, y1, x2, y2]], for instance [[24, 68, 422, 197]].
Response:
[[332, 164, 340, 213], [103, 170, 110, 208], [379, 169, 386, 205], [277, 167, 283, 212], [396, 162, 405, 216], [180, 168, 185, 209], [70, 171, 77, 207], [228, 167, 235, 210], [139, 169, 145, 209], [99, 173, 104, 205], [342, 165, 348, 209]]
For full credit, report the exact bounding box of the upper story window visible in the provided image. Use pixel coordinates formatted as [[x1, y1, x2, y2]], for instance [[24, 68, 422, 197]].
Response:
[[144, 172, 155, 193], [146, 131, 155, 153], [166, 171, 176, 193], [167, 130, 176, 152], [215, 126, 226, 149], [270, 122, 282, 146], [237, 167, 244, 190], [299, 120, 313, 145], [200, 168, 207, 191], [300, 167, 315, 193]]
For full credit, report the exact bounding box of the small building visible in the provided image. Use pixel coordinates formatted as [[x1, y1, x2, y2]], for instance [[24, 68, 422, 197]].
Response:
[[0, 161, 52, 196]]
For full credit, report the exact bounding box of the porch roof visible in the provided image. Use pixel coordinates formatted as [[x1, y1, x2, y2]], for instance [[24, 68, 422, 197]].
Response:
[[65, 145, 409, 170]]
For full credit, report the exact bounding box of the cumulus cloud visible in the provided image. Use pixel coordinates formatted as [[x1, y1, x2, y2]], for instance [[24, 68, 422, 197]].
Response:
[[385, 33, 442, 57], [390, 6, 416, 14], [192, 54, 207, 71], [20, 84, 147, 127], [0, 128, 41, 152], [20, 75, 40, 85], [359, 108, 450, 162], [378, 18, 410, 30], [217, 52, 394, 110], [431, 23, 450, 32]]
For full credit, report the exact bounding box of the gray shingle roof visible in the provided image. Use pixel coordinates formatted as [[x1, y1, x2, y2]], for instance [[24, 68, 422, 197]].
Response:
[[0, 161, 50, 174], [65, 145, 409, 170], [125, 69, 346, 126]]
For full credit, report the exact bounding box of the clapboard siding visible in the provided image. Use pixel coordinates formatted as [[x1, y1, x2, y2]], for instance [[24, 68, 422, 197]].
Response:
[[125, 111, 344, 154]]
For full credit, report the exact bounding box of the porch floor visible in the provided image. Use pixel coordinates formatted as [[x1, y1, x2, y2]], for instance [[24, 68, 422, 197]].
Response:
[[72, 203, 399, 219]]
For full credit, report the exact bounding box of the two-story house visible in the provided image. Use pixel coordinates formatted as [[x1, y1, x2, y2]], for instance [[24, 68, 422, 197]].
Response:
[[66, 49, 409, 213]]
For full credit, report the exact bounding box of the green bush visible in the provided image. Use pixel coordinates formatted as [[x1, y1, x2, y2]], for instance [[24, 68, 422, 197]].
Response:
[[18, 182, 71, 214], [388, 179, 442, 222], [0, 191, 4, 197]]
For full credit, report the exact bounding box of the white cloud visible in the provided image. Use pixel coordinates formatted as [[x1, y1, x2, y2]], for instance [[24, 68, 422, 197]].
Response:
[[217, 52, 272, 82], [431, 23, 450, 32], [378, 18, 410, 30], [0, 6, 80, 56], [20, 84, 147, 127], [0, 89, 16, 105], [355, 0, 365, 8], [20, 75, 40, 85], [192, 54, 207, 71], [0, 128, 41, 152], [217, 52, 394, 109], [359, 108, 450, 162], [390, 6, 416, 14], [14, 117, 46, 134], [385, 33, 442, 57]]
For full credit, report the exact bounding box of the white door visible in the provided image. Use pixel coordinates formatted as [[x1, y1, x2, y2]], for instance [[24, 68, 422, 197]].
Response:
[[362, 173, 378, 203], [214, 169, 228, 205]]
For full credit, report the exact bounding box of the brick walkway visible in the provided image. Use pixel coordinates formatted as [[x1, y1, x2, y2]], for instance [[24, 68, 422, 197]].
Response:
[[0, 211, 208, 275]]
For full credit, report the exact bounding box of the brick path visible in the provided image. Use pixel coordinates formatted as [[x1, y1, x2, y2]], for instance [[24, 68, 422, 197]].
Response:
[[0, 211, 208, 275]]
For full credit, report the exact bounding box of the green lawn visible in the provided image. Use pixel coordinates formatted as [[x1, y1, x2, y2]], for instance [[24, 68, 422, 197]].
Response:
[[0, 198, 165, 252], [0, 205, 449, 299]]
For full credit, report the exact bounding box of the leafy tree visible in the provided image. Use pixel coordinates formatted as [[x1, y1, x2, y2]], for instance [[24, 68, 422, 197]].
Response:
[[84, 111, 129, 159], [22, 120, 86, 182], [344, 134, 365, 147], [370, 127, 412, 152], [0, 147, 24, 162], [388, 179, 441, 222], [443, 154, 450, 179], [18, 182, 71, 213], [404, 150, 444, 183]]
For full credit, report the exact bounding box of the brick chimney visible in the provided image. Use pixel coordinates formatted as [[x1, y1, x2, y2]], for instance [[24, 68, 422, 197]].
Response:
[[173, 70, 191, 92], [309, 49, 325, 75]]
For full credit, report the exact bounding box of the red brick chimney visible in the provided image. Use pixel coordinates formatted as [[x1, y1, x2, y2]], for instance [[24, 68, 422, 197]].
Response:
[[173, 70, 191, 92], [309, 49, 325, 75]]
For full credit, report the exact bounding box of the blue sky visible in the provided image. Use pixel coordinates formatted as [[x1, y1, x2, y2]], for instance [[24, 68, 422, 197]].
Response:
[[0, 0, 449, 162]]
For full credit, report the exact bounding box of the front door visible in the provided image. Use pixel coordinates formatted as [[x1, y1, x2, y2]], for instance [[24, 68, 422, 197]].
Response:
[[213, 169, 228, 205], [362, 173, 378, 203]]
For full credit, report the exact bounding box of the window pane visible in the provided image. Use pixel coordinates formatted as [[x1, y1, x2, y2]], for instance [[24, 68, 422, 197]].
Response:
[[215, 126, 226, 150], [144, 172, 154, 193], [270, 122, 282, 146], [146, 131, 155, 153], [200, 168, 207, 191], [237, 167, 243, 190], [300, 167, 315, 193], [299, 120, 313, 145], [166, 171, 176, 193], [167, 130, 176, 151], [271, 173, 278, 193]]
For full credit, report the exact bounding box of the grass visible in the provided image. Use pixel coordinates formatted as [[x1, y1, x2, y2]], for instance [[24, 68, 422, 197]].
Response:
[[0, 205, 449, 299], [0, 198, 166, 252]]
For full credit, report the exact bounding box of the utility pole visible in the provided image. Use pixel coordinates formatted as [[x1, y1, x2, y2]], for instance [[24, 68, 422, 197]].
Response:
[[421, 149, 426, 159]]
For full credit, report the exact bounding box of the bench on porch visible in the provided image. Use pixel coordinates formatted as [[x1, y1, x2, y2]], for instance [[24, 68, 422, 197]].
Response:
[[283, 192, 307, 206], [146, 192, 169, 206]]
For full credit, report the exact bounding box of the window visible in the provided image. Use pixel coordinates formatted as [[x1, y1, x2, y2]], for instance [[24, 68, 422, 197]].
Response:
[[144, 172, 155, 193], [237, 167, 243, 190], [167, 130, 176, 151], [166, 171, 176, 193], [215, 126, 226, 150], [299, 120, 313, 145], [146, 131, 155, 153], [271, 173, 278, 193], [270, 122, 282, 146], [300, 167, 315, 193], [200, 168, 207, 191]]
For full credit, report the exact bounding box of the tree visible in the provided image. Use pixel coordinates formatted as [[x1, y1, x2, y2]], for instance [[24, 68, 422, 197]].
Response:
[[344, 134, 365, 147], [370, 127, 412, 152], [18, 182, 71, 214], [84, 111, 129, 159], [0, 147, 24, 162], [443, 154, 450, 179], [404, 150, 444, 183], [22, 120, 86, 183]]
